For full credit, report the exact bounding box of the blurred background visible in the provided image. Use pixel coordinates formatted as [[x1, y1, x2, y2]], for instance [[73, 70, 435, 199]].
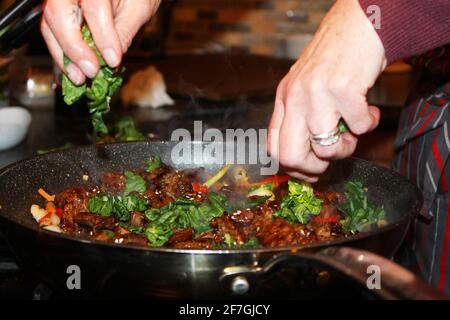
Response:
[[0, 0, 416, 168]]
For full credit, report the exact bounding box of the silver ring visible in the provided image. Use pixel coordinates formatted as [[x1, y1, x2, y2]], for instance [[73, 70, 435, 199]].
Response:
[[310, 127, 341, 146]]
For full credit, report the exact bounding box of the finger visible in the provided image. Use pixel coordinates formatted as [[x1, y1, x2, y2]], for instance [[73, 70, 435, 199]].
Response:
[[267, 80, 287, 158], [44, 0, 99, 78], [81, 0, 122, 68], [330, 84, 378, 135], [279, 97, 329, 176], [330, 132, 358, 160], [307, 85, 357, 160], [367, 105, 381, 132], [41, 19, 85, 85], [114, 1, 159, 52], [285, 170, 319, 183]]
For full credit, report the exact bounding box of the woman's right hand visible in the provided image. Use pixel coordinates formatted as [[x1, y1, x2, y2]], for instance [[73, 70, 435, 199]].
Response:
[[41, 0, 161, 85]]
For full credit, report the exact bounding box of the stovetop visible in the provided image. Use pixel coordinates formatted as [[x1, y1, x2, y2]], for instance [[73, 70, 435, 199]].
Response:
[[0, 233, 50, 299]]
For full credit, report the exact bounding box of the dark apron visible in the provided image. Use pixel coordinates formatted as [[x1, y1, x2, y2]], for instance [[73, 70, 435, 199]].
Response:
[[393, 45, 450, 294]]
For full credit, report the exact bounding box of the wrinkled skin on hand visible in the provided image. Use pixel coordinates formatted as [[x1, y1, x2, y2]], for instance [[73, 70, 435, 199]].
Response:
[[41, 0, 160, 85], [268, 0, 387, 182]]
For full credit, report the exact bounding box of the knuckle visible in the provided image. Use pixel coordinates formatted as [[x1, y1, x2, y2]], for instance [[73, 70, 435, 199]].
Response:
[[118, 30, 133, 51], [308, 75, 324, 93], [275, 78, 287, 98], [42, 3, 55, 20], [284, 79, 303, 103], [351, 118, 373, 135], [328, 77, 353, 100], [278, 152, 298, 170], [79, 0, 93, 13]]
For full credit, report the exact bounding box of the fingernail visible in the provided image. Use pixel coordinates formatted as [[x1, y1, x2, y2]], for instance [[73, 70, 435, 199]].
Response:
[[78, 60, 98, 78], [103, 48, 120, 67], [66, 64, 84, 85]]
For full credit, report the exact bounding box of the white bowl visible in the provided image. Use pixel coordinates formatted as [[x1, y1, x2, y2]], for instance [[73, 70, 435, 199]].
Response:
[[0, 107, 32, 151]]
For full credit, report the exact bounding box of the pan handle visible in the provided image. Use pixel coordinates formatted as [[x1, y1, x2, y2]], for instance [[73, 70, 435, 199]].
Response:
[[219, 247, 448, 300]]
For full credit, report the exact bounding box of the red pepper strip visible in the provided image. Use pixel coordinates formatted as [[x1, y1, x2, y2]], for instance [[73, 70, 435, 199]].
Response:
[[55, 208, 63, 218], [312, 216, 341, 224], [247, 175, 291, 188], [192, 182, 208, 194]]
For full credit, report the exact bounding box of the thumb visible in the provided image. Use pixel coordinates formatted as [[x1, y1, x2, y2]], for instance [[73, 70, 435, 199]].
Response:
[[367, 105, 381, 132]]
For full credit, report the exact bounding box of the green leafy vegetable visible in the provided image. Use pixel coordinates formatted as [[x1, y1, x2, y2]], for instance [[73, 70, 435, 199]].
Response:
[[124, 171, 146, 194], [145, 155, 162, 172], [114, 117, 145, 142], [247, 182, 275, 201], [119, 222, 145, 234], [113, 195, 148, 222], [37, 142, 74, 155], [206, 192, 229, 216], [228, 196, 269, 212], [88, 193, 114, 216], [88, 193, 147, 221], [273, 180, 322, 224], [223, 233, 236, 247], [62, 25, 124, 137], [215, 236, 261, 249], [144, 224, 173, 247], [339, 120, 349, 133], [248, 182, 273, 193], [338, 181, 385, 232], [62, 75, 86, 105], [143, 192, 228, 246], [241, 237, 261, 249]]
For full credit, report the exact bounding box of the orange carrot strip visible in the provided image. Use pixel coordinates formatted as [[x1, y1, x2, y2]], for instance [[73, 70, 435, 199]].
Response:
[[38, 188, 55, 202], [45, 202, 56, 215]]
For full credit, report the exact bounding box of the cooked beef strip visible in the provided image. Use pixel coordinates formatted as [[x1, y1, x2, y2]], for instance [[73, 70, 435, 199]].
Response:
[[73, 212, 116, 230], [130, 211, 146, 227], [143, 165, 168, 182], [101, 172, 126, 194], [210, 215, 246, 245], [121, 233, 149, 247], [173, 239, 214, 249], [143, 166, 195, 207], [157, 167, 193, 198], [167, 228, 194, 245], [229, 208, 256, 225], [171, 231, 218, 249], [144, 188, 175, 208], [257, 218, 315, 247], [55, 188, 90, 232]]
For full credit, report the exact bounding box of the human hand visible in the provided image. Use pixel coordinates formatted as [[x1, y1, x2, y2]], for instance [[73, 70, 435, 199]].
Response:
[[268, 0, 387, 182], [41, 0, 161, 85]]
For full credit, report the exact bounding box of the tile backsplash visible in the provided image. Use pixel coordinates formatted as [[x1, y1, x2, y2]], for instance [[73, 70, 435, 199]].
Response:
[[164, 0, 334, 59]]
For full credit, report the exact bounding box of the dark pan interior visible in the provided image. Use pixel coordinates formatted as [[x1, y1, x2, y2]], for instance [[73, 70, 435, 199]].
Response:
[[0, 141, 422, 250]]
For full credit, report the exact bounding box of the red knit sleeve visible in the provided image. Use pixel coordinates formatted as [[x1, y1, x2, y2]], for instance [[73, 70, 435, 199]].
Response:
[[358, 0, 450, 63]]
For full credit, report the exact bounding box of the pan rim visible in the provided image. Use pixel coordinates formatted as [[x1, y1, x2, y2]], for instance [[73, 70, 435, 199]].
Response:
[[0, 141, 423, 255]]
